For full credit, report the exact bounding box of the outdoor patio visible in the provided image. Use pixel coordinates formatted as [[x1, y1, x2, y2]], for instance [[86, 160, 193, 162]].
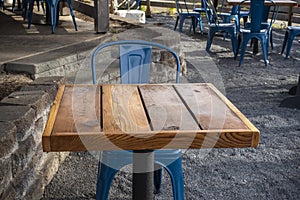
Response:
[[0, 2, 299, 200]]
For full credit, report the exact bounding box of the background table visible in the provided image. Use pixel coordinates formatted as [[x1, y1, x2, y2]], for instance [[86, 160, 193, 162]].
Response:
[[227, 0, 298, 26], [43, 83, 260, 199]]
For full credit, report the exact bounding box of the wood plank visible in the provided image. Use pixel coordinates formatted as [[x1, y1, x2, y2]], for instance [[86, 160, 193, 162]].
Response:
[[48, 129, 257, 151], [207, 83, 260, 147], [70, 85, 101, 132], [102, 85, 150, 133], [42, 85, 65, 152], [139, 85, 199, 131], [175, 84, 249, 130], [52, 85, 101, 134]]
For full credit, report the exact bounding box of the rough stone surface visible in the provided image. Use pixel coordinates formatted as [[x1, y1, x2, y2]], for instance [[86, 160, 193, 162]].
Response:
[[0, 157, 13, 197], [0, 106, 35, 141], [0, 76, 68, 199], [0, 122, 17, 158], [1, 91, 51, 117]]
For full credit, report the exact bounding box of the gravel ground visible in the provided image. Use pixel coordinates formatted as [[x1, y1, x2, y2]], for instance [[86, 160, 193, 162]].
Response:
[[42, 11, 300, 200]]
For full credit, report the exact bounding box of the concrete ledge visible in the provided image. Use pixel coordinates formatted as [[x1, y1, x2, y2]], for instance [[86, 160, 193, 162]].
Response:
[[4, 15, 185, 80]]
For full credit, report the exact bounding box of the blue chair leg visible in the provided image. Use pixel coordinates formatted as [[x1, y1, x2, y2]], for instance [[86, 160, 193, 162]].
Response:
[[281, 30, 289, 57], [239, 36, 251, 67], [27, 0, 34, 29], [0, 0, 5, 10], [179, 16, 186, 33], [206, 29, 216, 52], [229, 30, 238, 56], [47, 1, 59, 33], [12, 0, 15, 11], [198, 17, 203, 34], [259, 37, 269, 67], [96, 150, 183, 200], [164, 158, 184, 200], [191, 17, 198, 33], [66, 0, 78, 31], [96, 163, 119, 200], [22, 0, 28, 20], [285, 34, 296, 59], [174, 16, 179, 31]]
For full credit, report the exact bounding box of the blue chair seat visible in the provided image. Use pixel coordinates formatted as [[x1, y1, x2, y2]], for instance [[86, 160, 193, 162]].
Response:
[[281, 26, 300, 59]]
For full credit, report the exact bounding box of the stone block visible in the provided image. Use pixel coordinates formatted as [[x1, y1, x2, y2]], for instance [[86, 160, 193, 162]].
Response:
[[30, 76, 65, 86], [24, 177, 44, 200], [11, 134, 35, 178], [20, 84, 58, 101], [1, 91, 51, 117], [0, 158, 13, 197], [11, 162, 36, 199], [0, 106, 35, 141], [0, 122, 17, 158], [0, 184, 17, 200]]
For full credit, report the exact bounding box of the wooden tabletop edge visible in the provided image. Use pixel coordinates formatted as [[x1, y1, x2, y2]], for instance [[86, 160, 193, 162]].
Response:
[[42, 85, 65, 152], [207, 83, 260, 133]]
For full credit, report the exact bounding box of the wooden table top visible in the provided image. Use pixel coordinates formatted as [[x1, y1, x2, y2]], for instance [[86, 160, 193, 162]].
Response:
[[42, 84, 260, 152], [227, 0, 298, 6]]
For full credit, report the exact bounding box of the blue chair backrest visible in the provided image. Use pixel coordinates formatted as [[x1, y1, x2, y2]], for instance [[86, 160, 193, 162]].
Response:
[[239, 0, 277, 33], [119, 45, 152, 84], [249, 0, 265, 33], [175, 0, 194, 13], [262, 6, 271, 22], [91, 40, 181, 84], [204, 0, 219, 24]]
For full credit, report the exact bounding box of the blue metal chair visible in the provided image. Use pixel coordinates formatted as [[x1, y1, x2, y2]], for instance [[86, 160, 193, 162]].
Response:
[[174, 0, 203, 34], [27, 0, 78, 33], [218, 0, 249, 28], [91, 40, 183, 200], [246, 5, 275, 50], [205, 0, 238, 55], [281, 26, 300, 59], [236, 0, 277, 67]]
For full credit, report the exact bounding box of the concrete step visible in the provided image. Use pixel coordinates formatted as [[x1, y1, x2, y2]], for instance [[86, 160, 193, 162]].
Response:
[[4, 34, 111, 79]]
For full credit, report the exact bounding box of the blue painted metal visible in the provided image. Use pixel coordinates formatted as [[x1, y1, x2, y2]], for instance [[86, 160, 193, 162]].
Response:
[[0, 0, 5, 10], [91, 40, 183, 200], [174, 0, 203, 34], [281, 26, 300, 59], [120, 44, 151, 84], [205, 0, 238, 55], [236, 0, 277, 67]]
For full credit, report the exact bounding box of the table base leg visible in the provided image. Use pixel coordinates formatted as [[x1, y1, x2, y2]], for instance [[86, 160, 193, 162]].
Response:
[[132, 150, 154, 200]]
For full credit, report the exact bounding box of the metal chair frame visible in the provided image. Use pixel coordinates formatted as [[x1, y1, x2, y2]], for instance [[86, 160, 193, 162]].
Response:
[[205, 0, 238, 55], [91, 40, 183, 200], [174, 0, 203, 34], [236, 0, 278, 67]]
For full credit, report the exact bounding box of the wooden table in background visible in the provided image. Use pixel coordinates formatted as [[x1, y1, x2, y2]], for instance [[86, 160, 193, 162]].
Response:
[[43, 83, 260, 200]]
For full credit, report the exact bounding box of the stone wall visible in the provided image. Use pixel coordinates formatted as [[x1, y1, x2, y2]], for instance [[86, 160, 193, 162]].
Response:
[[0, 77, 68, 200]]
